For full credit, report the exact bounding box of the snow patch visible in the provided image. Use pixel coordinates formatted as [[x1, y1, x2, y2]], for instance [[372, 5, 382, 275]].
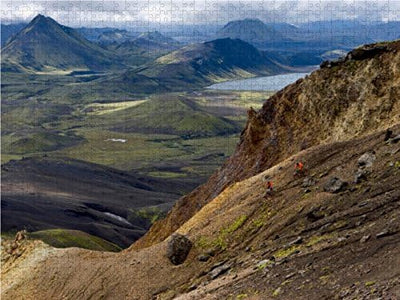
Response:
[[104, 212, 132, 226], [105, 138, 127, 143]]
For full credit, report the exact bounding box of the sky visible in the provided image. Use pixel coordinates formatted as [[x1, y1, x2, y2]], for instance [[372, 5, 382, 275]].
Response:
[[1, 0, 400, 27]]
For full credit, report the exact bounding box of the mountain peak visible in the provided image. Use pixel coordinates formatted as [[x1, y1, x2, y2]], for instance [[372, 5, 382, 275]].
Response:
[[31, 14, 55, 24], [2, 14, 117, 72]]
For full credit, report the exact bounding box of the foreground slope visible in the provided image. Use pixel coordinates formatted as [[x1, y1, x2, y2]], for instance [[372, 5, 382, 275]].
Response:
[[135, 40, 400, 248], [2, 125, 399, 299]]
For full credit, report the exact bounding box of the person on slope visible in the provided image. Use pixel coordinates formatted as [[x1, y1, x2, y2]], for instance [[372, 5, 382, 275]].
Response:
[[264, 180, 274, 198], [294, 162, 305, 177]]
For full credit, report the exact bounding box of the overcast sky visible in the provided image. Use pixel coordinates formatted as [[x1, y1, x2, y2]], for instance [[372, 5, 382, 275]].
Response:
[[1, 0, 399, 27]]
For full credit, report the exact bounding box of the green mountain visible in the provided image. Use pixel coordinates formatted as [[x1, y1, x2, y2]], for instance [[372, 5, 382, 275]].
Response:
[[1, 15, 120, 73], [134, 38, 284, 90]]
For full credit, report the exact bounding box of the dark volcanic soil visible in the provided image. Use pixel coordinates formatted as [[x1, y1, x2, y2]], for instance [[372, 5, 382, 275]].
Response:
[[1, 157, 200, 247]]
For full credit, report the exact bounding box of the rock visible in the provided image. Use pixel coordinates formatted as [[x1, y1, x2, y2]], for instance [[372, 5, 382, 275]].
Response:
[[362, 187, 371, 194], [15, 230, 27, 242], [354, 169, 369, 183], [205, 248, 216, 257], [211, 260, 228, 269], [197, 254, 210, 262], [391, 134, 400, 143], [360, 235, 370, 243], [302, 177, 316, 188], [346, 45, 388, 61], [304, 188, 311, 194], [384, 129, 393, 141], [285, 272, 296, 279], [166, 233, 192, 265], [256, 259, 271, 269], [324, 177, 348, 193], [209, 263, 231, 280], [376, 230, 395, 238], [188, 284, 197, 291], [357, 152, 376, 168], [288, 236, 303, 246]]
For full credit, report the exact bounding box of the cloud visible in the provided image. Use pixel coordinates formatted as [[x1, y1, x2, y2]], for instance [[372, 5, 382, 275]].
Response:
[[1, 0, 400, 26]]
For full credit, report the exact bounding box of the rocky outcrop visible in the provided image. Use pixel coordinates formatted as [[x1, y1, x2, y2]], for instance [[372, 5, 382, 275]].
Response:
[[133, 40, 400, 250]]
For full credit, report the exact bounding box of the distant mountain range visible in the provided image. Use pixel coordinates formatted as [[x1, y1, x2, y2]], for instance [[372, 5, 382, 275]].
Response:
[[106, 31, 181, 66], [1, 14, 399, 77]]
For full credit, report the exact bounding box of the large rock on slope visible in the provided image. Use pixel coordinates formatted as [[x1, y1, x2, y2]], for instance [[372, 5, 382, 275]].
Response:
[[166, 233, 192, 265]]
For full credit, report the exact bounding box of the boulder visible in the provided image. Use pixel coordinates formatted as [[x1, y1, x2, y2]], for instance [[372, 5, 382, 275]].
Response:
[[324, 177, 348, 193], [354, 169, 369, 184], [197, 254, 210, 262], [357, 152, 376, 168], [166, 233, 192, 265], [209, 263, 231, 280], [302, 176, 316, 188]]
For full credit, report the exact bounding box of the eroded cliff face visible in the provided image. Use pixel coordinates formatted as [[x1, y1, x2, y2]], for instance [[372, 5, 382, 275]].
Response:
[[133, 40, 400, 250]]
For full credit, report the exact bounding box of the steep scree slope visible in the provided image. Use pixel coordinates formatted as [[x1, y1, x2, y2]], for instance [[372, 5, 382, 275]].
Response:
[[134, 40, 400, 249], [2, 124, 400, 299]]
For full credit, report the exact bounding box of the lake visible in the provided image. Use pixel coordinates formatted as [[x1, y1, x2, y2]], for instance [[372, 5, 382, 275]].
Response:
[[207, 72, 311, 91]]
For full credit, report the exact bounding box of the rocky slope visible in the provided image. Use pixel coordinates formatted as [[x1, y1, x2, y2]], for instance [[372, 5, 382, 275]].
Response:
[[1, 41, 399, 300], [2, 124, 399, 299], [135, 40, 400, 249]]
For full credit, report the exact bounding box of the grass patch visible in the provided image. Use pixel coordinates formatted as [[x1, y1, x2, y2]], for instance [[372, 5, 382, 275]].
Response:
[[128, 207, 166, 226], [273, 245, 301, 259], [83, 100, 148, 115], [196, 215, 248, 250], [29, 229, 121, 252], [147, 171, 186, 178], [306, 233, 334, 247]]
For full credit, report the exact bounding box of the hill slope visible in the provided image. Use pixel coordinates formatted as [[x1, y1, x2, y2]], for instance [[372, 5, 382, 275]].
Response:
[[132, 38, 284, 90], [1, 157, 197, 247], [1, 15, 119, 72], [2, 124, 399, 299], [1, 40, 399, 299], [135, 40, 400, 248]]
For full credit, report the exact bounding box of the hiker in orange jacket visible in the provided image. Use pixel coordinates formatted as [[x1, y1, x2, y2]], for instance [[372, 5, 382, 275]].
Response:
[[264, 180, 274, 198], [294, 162, 305, 177]]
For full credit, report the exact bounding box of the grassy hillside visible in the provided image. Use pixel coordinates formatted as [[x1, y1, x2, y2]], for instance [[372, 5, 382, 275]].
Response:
[[95, 95, 239, 138]]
